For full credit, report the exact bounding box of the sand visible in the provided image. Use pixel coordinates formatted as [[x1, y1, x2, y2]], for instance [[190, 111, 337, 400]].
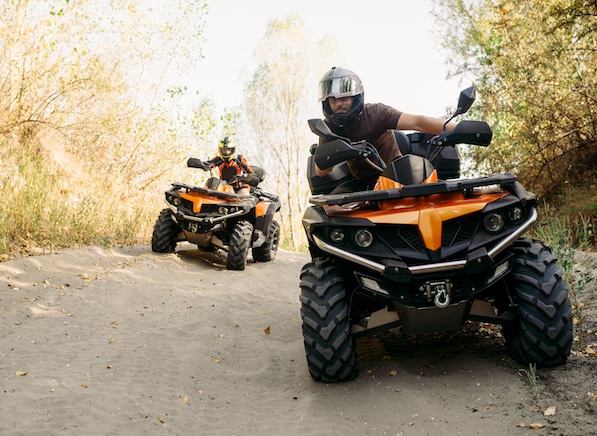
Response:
[[1, 244, 595, 435]]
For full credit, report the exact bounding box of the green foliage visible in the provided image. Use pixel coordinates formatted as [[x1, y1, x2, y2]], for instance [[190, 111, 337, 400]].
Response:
[[243, 14, 339, 250], [0, 0, 208, 258], [519, 363, 540, 405], [433, 0, 597, 200], [532, 202, 595, 346]]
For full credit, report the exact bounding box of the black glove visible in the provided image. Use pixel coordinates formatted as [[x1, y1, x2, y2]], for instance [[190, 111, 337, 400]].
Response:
[[238, 172, 260, 187], [201, 160, 213, 171]]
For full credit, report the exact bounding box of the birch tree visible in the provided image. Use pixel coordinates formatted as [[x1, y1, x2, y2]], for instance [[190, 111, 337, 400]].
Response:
[[243, 14, 338, 250]]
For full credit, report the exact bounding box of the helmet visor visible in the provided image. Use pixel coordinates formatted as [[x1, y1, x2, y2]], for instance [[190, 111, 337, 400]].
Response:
[[220, 146, 234, 157], [319, 76, 363, 102]]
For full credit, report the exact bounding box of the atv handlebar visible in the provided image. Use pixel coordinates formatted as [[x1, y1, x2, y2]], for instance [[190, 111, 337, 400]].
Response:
[[187, 157, 213, 171], [232, 172, 261, 187], [427, 120, 493, 148]]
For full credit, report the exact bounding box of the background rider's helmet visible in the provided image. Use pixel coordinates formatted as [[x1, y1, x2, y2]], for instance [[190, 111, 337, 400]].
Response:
[[319, 66, 364, 128], [218, 136, 236, 162]]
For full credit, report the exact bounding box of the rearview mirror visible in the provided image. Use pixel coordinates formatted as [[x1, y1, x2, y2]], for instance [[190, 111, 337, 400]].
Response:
[[308, 118, 350, 143], [455, 86, 476, 116], [443, 86, 477, 130]]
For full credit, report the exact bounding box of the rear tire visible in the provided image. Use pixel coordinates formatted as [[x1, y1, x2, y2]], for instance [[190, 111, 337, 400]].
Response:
[[503, 238, 573, 367], [299, 258, 358, 382], [151, 209, 181, 253], [252, 220, 280, 262], [226, 220, 253, 270]]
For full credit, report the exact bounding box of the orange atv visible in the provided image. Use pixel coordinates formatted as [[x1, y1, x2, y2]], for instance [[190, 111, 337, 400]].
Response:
[[151, 159, 281, 270], [299, 87, 573, 382]]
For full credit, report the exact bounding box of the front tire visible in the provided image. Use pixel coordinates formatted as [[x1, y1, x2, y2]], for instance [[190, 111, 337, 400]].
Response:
[[151, 209, 181, 253], [503, 238, 573, 367], [299, 258, 358, 382], [252, 220, 280, 262], [226, 220, 253, 270]]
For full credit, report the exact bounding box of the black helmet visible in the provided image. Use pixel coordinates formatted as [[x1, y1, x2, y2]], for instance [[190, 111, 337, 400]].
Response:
[[319, 66, 364, 128]]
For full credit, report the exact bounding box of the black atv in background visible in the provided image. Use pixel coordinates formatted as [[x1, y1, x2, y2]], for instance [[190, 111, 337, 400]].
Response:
[[151, 159, 281, 270], [299, 87, 573, 382]]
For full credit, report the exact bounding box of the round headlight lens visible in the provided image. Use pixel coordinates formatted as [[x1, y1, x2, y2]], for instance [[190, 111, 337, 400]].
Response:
[[218, 206, 228, 214], [354, 229, 374, 248], [507, 205, 525, 223], [172, 197, 182, 206], [329, 228, 345, 244], [484, 212, 505, 233]]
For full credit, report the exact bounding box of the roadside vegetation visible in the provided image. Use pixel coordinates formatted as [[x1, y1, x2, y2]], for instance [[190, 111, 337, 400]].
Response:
[[1, 0, 595, 260]]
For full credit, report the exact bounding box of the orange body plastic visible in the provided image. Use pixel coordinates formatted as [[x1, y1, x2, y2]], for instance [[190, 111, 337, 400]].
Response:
[[326, 172, 507, 251]]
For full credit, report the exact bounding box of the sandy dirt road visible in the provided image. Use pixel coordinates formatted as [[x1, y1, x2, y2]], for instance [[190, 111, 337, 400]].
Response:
[[1, 245, 595, 435]]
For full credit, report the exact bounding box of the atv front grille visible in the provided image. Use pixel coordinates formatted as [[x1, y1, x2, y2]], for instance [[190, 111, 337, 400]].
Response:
[[200, 204, 220, 214], [378, 225, 425, 251], [442, 214, 480, 247], [180, 199, 194, 213], [378, 214, 480, 254]]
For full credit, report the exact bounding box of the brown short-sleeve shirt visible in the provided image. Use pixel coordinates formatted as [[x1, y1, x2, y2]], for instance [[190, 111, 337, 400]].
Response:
[[321, 103, 403, 181]]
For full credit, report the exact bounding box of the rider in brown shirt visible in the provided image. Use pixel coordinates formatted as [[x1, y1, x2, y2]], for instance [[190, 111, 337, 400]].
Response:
[[315, 66, 457, 193]]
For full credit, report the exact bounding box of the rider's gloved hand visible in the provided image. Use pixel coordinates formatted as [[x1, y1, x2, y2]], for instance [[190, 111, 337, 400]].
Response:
[[201, 160, 214, 170]]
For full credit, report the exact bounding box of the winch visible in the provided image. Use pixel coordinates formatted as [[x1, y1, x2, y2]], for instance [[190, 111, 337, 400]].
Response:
[[420, 280, 453, 308]]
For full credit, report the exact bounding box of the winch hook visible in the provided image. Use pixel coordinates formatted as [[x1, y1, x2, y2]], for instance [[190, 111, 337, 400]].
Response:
[[434, 289, 450, 308]]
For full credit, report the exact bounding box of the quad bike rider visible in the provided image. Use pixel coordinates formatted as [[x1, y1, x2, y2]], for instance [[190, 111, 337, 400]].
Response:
[[151, 138, 281, 270], [299, 87, 573, 382]]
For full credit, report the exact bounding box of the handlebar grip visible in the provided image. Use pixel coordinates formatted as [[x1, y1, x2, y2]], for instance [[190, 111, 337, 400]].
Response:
[[187, 157, 204, 168]]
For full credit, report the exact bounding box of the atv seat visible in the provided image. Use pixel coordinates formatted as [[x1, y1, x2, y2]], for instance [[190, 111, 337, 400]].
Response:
[[251, 166, 266, 184]]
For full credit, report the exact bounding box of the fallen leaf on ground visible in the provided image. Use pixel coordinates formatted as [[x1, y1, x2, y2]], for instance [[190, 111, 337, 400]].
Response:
[[264, 326, 270, 334], [15, 371, 28, 376], [544, 406, 556, 416], [529, 423, 545, 429], [214, 357, 221, 363], [183, 395, 189, 405], [389, 370, 398, 376]]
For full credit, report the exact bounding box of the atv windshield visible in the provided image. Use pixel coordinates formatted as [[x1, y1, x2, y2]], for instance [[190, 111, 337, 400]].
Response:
[[381, 155, 436, 186]]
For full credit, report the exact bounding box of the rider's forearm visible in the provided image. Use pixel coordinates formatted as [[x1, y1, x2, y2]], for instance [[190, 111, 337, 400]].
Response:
[[316, 165, 333, 177]]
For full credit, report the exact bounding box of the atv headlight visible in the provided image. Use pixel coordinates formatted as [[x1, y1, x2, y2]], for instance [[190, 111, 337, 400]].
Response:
[[167, 194, 182, 206], [354, 229, 374, 248], [218, 206, 229, 214], [483, 212, 505, 233], [506, 205, 525, 224], [329, 228, 345, 244]]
